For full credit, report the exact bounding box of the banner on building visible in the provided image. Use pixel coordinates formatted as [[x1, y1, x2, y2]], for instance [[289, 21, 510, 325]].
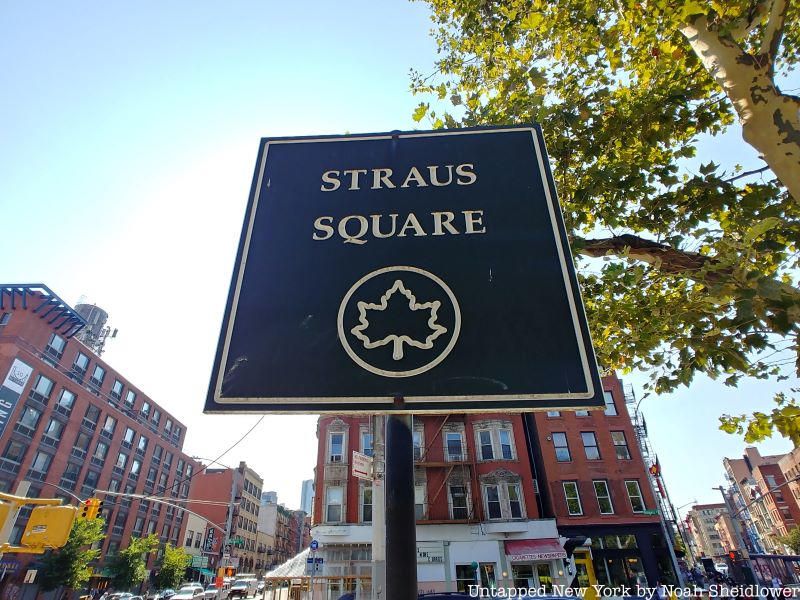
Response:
[[0, 359, 33, 438]]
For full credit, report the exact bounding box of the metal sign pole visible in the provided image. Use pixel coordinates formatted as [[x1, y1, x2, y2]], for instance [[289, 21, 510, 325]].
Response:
[[385, 408, 416, 600]]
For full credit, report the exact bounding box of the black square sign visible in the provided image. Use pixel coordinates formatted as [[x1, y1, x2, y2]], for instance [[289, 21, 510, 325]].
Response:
[[205, 125, 604, 413]]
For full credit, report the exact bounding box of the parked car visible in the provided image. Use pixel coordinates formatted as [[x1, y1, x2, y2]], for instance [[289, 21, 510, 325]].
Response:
[[256, 582, 265, 594], [151, 590, 176, 600], [203, 583, 228, 600], [171, 587, 205, 600], [714, 563, 729, 576], [227, 582, 250, 600]]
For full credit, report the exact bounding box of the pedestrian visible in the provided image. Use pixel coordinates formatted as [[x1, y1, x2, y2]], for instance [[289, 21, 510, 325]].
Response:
[[771, 575, 782, 590]]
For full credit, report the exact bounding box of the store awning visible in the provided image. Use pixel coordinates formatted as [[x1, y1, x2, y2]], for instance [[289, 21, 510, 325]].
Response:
[[505, 539, 567, 561]]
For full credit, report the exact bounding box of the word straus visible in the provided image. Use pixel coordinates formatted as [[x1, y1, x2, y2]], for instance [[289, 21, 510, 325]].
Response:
[[320, 163, 477, 191]]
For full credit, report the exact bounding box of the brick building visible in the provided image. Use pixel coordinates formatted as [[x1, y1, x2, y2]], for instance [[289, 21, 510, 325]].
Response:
[[312, 412, 565, 596], [686, 504, 727, 558], [0, 284, 198, 586], [527, 374, 676, 587], [191, 461, 263, 574], [310, 374, 677, 597]]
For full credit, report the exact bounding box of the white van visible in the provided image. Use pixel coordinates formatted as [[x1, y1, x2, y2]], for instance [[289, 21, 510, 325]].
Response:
[[233, 576, 258, 598]]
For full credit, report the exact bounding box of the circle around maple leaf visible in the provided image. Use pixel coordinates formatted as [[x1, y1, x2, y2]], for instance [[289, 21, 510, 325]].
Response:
[[337, 266, 461, 378]]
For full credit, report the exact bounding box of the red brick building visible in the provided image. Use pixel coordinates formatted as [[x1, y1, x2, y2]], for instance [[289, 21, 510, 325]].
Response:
[[528, 374, 675, 587], [310, 374, 677, 596], [190, 461, 263, 574], [0, 284, 198, 587], [312, 412, 565, 595]]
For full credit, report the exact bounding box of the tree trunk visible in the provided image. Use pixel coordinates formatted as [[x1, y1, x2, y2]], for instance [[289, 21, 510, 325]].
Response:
[[681, 15, 800, 201]]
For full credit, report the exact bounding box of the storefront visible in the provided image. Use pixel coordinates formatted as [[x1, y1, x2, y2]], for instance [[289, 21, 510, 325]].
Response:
[[559, 524, 677, 587], [504, 538, 567, 591]]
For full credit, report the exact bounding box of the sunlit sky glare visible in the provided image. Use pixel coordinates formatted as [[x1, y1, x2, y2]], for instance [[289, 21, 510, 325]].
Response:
[[1, 1, 796, 513]]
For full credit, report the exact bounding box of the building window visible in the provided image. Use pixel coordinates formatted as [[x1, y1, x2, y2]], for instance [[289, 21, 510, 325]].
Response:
[[94, 442, 109, 461], [499, 430, 514, 460], [131, 459, 141, 475], [83, 469, 100, 489], [123, 427, 135, 446], [546, 411, 561, 417], [103, 415, 117, 435], [84, 405, 100, 426], [445, 432, 464, 461], [361, 485, 373, 523], [74, 432, 91, 453], [116, 453, 128, 469], [45, 333, 66, 359], [125, 390, 136, 406], [611, 431, 631, 460], [163, 452, 172, 468], [18, 405, 42, 430], [31, 374, 55, 400], [413, 430, 424, 461], [456, 565, 477, 593], [581, 432, 601, 460], [563, 481, 583, 516], [90, 365, 106, 387], [141, 401, 150, 417], [73, 352, 89, 375], [137, 435, 148, 453], [575, 410, 589, 417], [484, 484, 502, 519], [152, 409, 161, 425], [186, 530, 194, 546], [361, 431, 373, 457], [482, 482, 525, 520], [30, 451, 52, 474], [3, 440, 28, 463], [478, 430, 494, 460], [603, 390, 618, 416], [43, 418, 64, 441], [625, 480, 645, 513], [449, 484, 470, 519], [552, 432, 571, 462], [593, 480, 614, 514], [56, 389, 76, 412], [152, 445, 163, 462], [325, 486, 343, 523], [415, 485, 426, 520], [508, 483, 523, 518], [165, 419, 172, 434], [329, 432, 344, 463], [111, 379, 124, 399]]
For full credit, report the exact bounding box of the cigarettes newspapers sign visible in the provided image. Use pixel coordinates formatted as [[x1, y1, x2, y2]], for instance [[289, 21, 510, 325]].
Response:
[[205, 126, 604, 413]]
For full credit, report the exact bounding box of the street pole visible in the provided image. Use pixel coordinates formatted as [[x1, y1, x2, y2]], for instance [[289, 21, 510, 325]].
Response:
[[713, 486, 756, 584], [372, 415, 386, 600], [385, 410, 416, 600], [224, 473, 237, 571]]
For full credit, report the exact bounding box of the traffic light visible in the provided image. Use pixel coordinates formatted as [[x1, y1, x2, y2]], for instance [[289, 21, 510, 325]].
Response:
[[81, 498, 103, 519], [21, 505, 78, 550]]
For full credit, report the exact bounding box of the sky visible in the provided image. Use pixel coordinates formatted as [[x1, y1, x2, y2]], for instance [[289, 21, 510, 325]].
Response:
[[1, 1, 796, 513]]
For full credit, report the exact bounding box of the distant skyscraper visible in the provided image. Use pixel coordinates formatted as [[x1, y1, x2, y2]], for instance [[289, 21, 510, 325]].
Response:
[[300, 479, 314, 515], [261, 490, 278, 505]]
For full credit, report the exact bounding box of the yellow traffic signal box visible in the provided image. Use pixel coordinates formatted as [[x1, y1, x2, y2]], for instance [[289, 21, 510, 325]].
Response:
[[21, 505, 78, 549], [80, 498, 103, 519]]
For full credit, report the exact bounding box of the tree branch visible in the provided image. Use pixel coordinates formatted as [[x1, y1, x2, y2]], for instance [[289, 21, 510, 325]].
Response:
[[575, 234, 723, 279], [759, 0, 789, 60], [727, 0, 772, 40]]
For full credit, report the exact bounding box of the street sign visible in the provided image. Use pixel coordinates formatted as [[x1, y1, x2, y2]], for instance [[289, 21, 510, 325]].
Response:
[[351, 451, 373, 480], [205, 126, 604, 413], [305, 557, 323, 575], [643, 509, 660, 515], [310, 539, 319, 551]]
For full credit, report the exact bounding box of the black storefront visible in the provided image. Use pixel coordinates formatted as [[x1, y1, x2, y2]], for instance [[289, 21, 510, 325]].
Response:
[[560, 523, 678, 587]]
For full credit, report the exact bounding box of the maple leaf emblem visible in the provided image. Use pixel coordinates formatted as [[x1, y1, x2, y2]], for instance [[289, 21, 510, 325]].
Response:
[[351, 279, 448, 360]]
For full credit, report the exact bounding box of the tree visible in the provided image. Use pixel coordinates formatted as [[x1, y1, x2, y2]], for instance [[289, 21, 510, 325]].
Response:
[[38, 516, 105, 592], [107, 534, 159, 591], [153, 543, 191, 591], [412, 0, 800, 440], [778, 525, 800, 552]]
